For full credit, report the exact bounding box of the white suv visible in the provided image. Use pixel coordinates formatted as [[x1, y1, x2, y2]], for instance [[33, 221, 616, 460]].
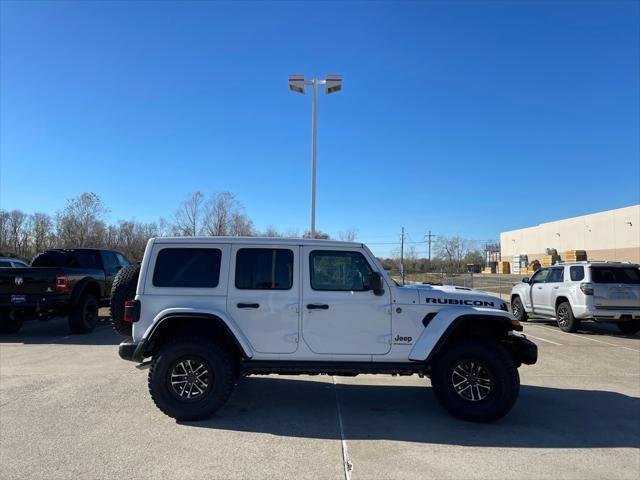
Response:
[[114, 237, 537, 422], [510, 262, 640, 334]]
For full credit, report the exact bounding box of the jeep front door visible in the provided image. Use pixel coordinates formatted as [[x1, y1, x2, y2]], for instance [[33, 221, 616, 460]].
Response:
[[228, 245, 300, 354], [301, 247, 392, 355]]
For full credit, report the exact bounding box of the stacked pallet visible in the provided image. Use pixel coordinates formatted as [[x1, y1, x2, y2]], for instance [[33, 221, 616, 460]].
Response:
[[542, 254, 561, 266], [512, 255, 528, 275], [498, 261, 510, 274], [520, 267, 530, 276], [564, 250, 587, 262], [482, 267, 494, 274]]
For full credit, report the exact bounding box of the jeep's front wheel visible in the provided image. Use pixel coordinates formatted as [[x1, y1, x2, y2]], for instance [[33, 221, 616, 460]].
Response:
[[430, 339, 520, 422], [148, 338, 236, 421]]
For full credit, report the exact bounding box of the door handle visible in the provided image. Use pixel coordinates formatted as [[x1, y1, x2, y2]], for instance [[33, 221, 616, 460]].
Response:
[[237, 302, 260, 309], [307, 304, 329, 310], [553, 286, 559, 289], [536, 286, 543, 289]]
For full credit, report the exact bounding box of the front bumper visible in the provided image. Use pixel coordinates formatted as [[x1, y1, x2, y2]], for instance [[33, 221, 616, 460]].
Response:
[[504, 334, 538, 366], [119, 340, 145, 363]]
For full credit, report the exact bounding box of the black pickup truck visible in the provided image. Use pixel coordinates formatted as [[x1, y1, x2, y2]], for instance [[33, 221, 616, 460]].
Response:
[[0, 248, 130, 334]]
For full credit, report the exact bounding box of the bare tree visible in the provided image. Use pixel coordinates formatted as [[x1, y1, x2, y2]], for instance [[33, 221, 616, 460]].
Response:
[[173, 191, 205, 236], [338, 227, 359, 242], [202, 192, 253, 236], [30, 213, 54, 253], [56, 192, 109, 247]]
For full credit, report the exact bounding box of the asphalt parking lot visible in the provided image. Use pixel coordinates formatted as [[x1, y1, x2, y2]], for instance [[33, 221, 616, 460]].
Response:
[[1, 315, 639, 480]]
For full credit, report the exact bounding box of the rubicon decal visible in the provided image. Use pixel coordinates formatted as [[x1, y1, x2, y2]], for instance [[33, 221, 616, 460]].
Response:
[[424, 298, 496, 307]]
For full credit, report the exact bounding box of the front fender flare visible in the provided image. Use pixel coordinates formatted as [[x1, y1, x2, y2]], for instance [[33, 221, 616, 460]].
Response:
[[409, 307, 516, 362]]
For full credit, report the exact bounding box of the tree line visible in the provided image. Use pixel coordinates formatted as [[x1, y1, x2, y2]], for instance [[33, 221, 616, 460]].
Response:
[[1, 191, 488, 273], [0, 191, 333, 263]]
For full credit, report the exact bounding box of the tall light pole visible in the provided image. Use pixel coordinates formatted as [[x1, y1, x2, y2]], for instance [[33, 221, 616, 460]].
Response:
[[288, 74, 343, 238]]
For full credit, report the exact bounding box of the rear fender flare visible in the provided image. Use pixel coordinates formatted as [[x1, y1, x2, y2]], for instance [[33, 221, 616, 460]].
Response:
[[140, 307, 254, 359], [409, 307, 516, 362]]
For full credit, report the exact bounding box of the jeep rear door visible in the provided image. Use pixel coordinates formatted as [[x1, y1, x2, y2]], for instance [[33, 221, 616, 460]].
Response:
[[301, 247, 392, 355], [227, 245, 300, 354]]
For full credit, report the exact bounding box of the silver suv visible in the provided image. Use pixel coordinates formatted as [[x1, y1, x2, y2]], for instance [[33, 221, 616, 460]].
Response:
[[510, 262, 640, 334]]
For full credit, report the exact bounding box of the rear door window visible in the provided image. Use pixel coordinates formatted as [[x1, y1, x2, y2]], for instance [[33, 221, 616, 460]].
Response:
[[0, 261, 11, 267], [591, 267, 640, 284], [153, 248, 222, 288], [235, 248, 294, 290]]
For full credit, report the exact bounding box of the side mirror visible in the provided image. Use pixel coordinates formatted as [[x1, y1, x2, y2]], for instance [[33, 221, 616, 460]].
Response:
[[368, 272, 385, 295], [522, 277, 529, 283]]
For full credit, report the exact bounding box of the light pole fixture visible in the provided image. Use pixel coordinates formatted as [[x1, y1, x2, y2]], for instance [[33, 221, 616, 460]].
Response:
[[288, 74, 343, 238]]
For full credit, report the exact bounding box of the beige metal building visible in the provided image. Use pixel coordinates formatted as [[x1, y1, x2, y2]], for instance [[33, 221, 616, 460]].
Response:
[[500, 205, 640, 265]]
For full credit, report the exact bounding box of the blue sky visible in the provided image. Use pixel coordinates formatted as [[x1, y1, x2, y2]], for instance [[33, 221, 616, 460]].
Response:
[[1, 0, 638, 257]]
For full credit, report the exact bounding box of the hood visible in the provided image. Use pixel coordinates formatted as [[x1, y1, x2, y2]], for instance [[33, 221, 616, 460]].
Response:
[[401, 283, 507, 310]]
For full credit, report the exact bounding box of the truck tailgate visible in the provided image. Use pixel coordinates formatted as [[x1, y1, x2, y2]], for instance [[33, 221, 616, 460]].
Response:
[[0, 268, 59, 296]]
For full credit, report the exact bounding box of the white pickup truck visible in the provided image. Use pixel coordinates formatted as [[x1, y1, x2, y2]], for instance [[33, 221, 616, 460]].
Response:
[[510, 262, 640, 333], [113, 237, 537, 423]]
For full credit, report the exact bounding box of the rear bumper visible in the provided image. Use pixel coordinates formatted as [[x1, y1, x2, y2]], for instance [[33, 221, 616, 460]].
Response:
[[118, 340, 145, 363], [574, 306, 640, 321], [504, 334, 538, 366]]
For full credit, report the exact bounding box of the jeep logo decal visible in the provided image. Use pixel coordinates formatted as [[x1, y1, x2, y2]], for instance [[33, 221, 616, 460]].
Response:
[[424, 297, 495, 307], [393, 334, 413, 344]]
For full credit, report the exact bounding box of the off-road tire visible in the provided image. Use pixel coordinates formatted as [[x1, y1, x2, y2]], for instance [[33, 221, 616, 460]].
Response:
[[148, 338, 236, 421], [68, 293, 99, 334], [430, 338, 520, 423], [0, 311, 24, 334], [110, 264, 140, 337], [556, 302, 580, 333], [511, 296, 528, 322], [617, 320, 640, 335]]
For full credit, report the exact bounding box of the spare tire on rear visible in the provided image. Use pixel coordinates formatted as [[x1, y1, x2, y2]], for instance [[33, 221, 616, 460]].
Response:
[[110, 264, 141, 337]]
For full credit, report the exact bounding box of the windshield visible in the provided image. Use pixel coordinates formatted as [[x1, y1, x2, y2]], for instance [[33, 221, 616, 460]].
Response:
[[591, 267, 640, 284]]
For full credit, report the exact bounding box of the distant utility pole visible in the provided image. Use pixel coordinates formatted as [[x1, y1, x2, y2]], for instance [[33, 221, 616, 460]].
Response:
[[400, 227, 405, 285], [426, 230, 436, 271]]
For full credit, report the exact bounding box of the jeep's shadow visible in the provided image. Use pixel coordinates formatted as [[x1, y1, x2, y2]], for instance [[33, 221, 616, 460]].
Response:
[[184, 377, 640, 448], [0, 314, 120, 346]]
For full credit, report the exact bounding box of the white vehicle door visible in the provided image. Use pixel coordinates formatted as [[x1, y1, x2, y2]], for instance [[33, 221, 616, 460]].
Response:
[[529, 268, 551, 314], [542, 267, 564, 314], [227, 245, 300, 354], [301, 247, 392, 355]]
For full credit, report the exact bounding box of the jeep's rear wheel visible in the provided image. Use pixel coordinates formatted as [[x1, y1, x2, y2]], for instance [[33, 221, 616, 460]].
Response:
[[430, 339, 520, 422], [148, 338, 236, 421], [511, 297, 528, 322]]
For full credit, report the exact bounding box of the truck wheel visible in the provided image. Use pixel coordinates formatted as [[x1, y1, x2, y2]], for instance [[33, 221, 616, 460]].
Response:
[[148, 338, 236, 421], [430, 339, 520, 422], [556, 302, 580, 333], [0, 311, 24, 334], [110, 264, 140, 337], [511, 297, 528, 322], [68, 293, 99, 334], [617, 320, 640, 335]]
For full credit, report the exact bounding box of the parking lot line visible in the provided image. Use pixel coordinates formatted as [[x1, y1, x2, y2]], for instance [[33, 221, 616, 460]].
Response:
[[528, 324, 640, 352], [524, 333, 562, 346], [332, 375, 352, 480]]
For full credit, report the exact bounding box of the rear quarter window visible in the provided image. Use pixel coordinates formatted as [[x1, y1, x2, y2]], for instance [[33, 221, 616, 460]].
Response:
[[153, 248, 222, 288], [570, 266, 584, 281]]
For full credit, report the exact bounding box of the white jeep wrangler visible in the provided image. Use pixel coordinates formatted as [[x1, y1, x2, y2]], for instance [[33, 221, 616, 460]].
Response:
[[114, 237, 537, 423]]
